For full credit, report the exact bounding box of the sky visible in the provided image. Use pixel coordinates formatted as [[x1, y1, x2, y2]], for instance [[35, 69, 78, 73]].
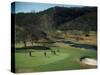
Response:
[[11, 2, 84, 13]]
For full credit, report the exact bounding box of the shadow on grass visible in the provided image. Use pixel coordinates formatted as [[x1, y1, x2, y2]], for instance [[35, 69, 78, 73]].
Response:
[[62, 40, 97, 51], [16, 46, 51, 51], [70, 44, 97, 50], [63, 40, 75, 44]]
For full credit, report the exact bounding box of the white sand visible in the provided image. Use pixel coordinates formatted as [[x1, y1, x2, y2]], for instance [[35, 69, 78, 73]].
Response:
[[81, 58, 97, 66]]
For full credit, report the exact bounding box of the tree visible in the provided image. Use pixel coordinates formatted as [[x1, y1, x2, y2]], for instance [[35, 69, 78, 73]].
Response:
[[39, 14, 55, 33], [15, 25, 28, 47], [27, 25, 48, 46]]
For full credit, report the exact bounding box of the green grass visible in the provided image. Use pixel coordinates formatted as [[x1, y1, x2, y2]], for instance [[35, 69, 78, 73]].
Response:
[[16, 51, 69, 68], [15, 42, 97, 73]]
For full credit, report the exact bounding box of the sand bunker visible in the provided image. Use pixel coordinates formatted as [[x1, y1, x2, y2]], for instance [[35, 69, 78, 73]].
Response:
[[81, 58, 97, 66]]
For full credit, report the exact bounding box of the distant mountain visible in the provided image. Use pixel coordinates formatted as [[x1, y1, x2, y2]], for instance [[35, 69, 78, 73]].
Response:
[[60, 12, 97, 31], [38, 6, 97, 28], [14, 6, 97, 32]]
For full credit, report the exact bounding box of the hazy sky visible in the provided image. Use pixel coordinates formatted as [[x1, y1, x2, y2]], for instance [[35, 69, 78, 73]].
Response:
[[11, 2, 83, 13]]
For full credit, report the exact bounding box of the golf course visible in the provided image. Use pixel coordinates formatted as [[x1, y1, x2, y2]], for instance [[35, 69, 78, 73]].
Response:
[[12, 2, 97, 73], [15, 36, 97, 73]]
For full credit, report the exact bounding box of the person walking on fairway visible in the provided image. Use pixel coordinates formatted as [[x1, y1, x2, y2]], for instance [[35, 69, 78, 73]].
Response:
[[54, 51, 56, 55], [29, 50, 32, 56], [44, 52, 47, 57]]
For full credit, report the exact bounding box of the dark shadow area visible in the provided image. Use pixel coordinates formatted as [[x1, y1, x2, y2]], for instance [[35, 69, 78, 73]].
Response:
[[62, 40, 75, 44], [37, 41, 56, 44], [80, 56, 92, 61], [61, 40, 97, 50], [16, 46, 51, 51], [15, 50, 35, 53], [70, 43, 97, 50]]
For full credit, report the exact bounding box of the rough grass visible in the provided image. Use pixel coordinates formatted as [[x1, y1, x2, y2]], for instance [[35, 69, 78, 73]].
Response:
[[65, 34, 97, 46]]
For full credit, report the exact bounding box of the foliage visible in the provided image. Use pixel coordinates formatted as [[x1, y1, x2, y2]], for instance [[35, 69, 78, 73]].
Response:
[[13, 6, 97, 46]]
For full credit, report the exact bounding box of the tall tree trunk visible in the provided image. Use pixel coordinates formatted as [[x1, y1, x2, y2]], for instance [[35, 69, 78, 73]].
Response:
[[23, 41, 27, 47], [31, 40, 34, 46]]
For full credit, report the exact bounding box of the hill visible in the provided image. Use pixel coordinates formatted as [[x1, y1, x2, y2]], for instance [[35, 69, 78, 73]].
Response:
[[60, 12, 97, 31], [14, 6, 97, 32]]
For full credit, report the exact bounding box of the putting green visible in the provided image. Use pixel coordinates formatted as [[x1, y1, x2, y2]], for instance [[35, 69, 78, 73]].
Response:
[[15, 42, 97, 72], [15, 51, 69, 68]]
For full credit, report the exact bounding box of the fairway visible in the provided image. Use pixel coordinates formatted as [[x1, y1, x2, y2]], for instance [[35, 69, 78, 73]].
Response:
[[15, 42, 97, 73], [16, 51, 69, 67]]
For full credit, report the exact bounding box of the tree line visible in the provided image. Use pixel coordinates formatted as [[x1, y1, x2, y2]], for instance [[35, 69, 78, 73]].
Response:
[[12, 6, 97, 47]]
